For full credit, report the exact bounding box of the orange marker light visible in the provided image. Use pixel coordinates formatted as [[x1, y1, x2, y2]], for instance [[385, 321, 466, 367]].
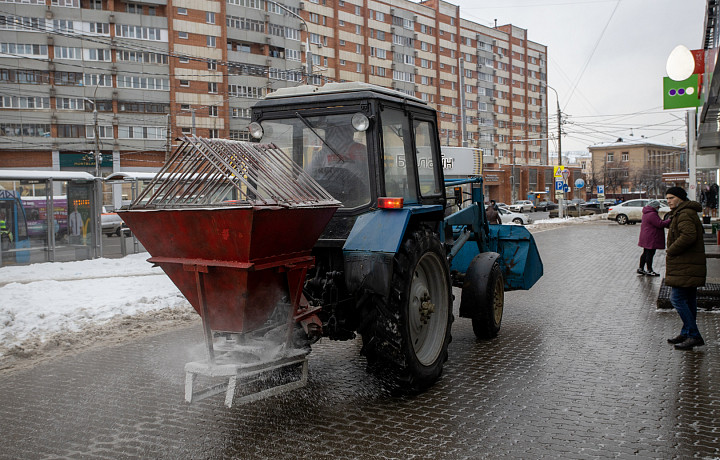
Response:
[[377, 197, 404, 209]]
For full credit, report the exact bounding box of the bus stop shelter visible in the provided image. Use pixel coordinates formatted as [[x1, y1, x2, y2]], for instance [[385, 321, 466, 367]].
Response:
[[0, 170, 100, 267]]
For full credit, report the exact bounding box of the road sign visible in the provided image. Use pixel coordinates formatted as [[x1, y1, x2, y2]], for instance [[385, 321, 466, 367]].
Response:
[[545, 187, 550, 193], [553, 166, 565, 178], [597, 185, 605, 194], [555, 191, 564, 199], [561, 169, 570, 183], [563, 184, 569, 192], [575, 178, 585, 189], [555, 180, 564, 191]]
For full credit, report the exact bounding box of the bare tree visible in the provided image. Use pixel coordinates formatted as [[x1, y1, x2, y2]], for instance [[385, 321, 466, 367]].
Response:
[[634, 166, 665, 198]]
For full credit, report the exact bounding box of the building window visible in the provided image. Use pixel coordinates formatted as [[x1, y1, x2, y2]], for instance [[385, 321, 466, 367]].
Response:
[[118, 126, 165, 139], [85, 125, 113, 139], [177, 7, 187, 14], [179, 56, 189, 63], [125, 2, 142, 13], [178, 31, 188, 39], [181, 104, 190, 111], [208, 82, 218, 93], [208, 60, 217, 70], [207, 36, 216, 47], [209, 129, 219, 138], [206, 12, 215, 24], [209, 106, 218, 117], [622, 152, 629, 162], [179, 79, 189, 87], [231, 107, 251, 118], [607, 153, 614, 162]]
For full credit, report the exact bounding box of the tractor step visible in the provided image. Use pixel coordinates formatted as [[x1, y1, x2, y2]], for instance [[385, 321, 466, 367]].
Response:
[[185, 349, 309, 408]]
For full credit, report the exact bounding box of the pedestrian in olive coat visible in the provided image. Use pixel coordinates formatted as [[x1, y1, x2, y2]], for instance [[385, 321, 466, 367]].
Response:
[[664, 186, 706, 350], [637, 200, 670, 276]]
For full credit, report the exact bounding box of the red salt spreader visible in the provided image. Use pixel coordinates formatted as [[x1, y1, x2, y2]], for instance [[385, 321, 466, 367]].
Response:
[[118, 136, 340, 407]]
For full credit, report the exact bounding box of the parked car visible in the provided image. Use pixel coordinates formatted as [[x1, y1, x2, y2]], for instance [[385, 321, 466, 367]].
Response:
[[101, 206, 125, 236], [549, 204, 598, 218], [497, 207, 533, 225], [509, 200, 535, 213], [607, 199, 670, 225], [535, 201, 558, 212], [582, 199, 611, 212]]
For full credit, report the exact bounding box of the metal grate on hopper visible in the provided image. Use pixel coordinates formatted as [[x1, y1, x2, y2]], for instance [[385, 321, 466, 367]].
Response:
[[129, 136, 339, 209]]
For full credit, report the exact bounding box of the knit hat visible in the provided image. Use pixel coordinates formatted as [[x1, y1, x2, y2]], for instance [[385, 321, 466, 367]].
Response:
[[665, 186, 688, 201], [647, 200, 661, 209]]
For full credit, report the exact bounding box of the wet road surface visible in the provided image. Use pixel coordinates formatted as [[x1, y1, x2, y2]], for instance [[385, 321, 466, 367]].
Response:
[[1, 220, 719, 459]]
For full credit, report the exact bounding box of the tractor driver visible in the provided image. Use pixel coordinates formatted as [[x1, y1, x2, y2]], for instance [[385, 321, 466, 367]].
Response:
[[309, 122, 370, 207]]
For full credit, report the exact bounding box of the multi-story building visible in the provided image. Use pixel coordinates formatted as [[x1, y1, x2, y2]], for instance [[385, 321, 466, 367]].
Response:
[[588, 138, 685, 199], [0, 0, 549, 205]]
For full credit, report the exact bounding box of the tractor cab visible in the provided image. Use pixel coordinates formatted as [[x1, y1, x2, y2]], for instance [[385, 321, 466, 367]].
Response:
[[250, 82, 446, 225]]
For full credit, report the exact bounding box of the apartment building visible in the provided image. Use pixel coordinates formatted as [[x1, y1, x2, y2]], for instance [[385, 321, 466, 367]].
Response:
[[0, 0, 549, 185]]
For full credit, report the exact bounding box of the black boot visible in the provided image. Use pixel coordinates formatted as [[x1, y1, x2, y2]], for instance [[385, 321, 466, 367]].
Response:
[[667, 334, 687, 344], [674, 336, 705, 350]]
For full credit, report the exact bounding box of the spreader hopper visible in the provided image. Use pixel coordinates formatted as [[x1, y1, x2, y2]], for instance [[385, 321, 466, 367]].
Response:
[[118, 137, 340, 405]]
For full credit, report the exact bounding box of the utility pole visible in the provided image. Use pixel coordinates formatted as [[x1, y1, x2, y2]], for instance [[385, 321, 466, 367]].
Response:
[[165, 113, 172, 160], [511, 148, 516, 203], [191, 108, 196, 136], [459, 59, 467, 147]]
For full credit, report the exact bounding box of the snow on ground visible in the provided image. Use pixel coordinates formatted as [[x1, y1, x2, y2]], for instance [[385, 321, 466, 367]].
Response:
[[0, 214, 601, 369], [0, 253, 193, 364]]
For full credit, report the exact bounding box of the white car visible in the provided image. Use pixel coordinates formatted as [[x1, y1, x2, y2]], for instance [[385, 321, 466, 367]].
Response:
[[607, 199, 670, 225], [497, 207, 533, 225], [509, 200, 535, 213], [101, 206, 125, 236]]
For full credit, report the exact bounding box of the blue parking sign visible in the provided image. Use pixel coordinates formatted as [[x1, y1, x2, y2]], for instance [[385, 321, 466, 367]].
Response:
[[555, 180, 564, 191], [597, 185, 604, 194]]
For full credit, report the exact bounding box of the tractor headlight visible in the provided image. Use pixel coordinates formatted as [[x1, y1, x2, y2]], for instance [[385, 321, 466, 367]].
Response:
[[248, 122, 264, 139], [351, 113, 370, 132]]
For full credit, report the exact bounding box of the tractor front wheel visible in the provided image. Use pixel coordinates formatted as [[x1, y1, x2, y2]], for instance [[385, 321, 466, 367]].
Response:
[[460, 255, 504, 340], [389, 228, 453, 390]]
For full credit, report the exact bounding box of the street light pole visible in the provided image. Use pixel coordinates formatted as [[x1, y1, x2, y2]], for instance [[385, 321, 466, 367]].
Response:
[[544, 84, 562, 167], [266, 0, 312, 79], [543, 83, 564, 217], [83, 97, 102, 258], [84, 98, 101, 178]]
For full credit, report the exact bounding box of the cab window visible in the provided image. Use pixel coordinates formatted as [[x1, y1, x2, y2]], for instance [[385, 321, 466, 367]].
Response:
[[413, 119, 441, 197], [381, 108, 416, 202]]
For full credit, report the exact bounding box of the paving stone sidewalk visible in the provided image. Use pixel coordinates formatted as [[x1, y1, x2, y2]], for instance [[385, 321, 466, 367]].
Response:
[[0, 220, 718, 459]]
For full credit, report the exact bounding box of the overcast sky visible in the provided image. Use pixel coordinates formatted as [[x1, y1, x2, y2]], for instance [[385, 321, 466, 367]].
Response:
[[447, 0, 707, 154]]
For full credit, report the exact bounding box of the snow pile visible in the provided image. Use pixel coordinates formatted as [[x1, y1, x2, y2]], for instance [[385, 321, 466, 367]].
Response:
[[527, 213, 604, 230], [0, 253, 192, 362]]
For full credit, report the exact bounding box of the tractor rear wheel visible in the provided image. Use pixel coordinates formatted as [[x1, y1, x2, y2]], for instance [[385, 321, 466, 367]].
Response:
[[387, 228, 453, 390]]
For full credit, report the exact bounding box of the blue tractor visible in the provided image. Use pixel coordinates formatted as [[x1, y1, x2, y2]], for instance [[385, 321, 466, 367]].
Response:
[[249, 82, 543, 391]]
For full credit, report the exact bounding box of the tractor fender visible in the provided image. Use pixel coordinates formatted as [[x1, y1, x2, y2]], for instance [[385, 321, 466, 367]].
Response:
[[458, 252, 501, 318], [342, 206, 443, 297]]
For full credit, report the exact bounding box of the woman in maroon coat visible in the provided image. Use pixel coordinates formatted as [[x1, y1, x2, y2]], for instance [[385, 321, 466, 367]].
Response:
[[637, 200, 670, 276]]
